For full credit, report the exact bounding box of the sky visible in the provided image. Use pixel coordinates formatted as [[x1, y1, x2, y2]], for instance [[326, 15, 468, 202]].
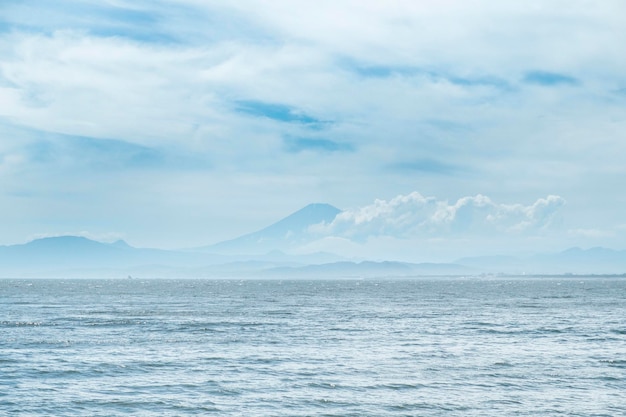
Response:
[[0, 1, 625, 260]]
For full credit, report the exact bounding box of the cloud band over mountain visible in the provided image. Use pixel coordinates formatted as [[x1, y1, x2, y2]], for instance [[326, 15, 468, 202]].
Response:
[[313, 192, 565, 240]]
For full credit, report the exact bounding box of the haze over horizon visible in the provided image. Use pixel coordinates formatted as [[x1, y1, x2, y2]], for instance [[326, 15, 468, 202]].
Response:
[[1, 1, 625, 260]]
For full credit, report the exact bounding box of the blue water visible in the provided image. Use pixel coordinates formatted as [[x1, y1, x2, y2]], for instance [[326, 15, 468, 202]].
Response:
[[1, 278, 625, 416]]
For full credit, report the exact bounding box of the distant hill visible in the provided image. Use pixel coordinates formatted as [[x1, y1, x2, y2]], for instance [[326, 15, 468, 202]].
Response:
[[0, 236, 126, 267], [0, 236, 220, 277], [3, 209, 625, 278], [457, 247, 626, 275], [0, 232, 470, 279], [261, 260, 471, 278], [0, 233, 471, 279], [204, 203, 342, 254], [0, 233, 346, 278]]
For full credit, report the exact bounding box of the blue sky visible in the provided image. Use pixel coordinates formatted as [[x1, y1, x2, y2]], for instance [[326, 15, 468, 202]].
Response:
[[1, 1, 625, 260]]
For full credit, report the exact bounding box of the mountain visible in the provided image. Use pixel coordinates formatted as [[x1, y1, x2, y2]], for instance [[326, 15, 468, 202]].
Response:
[[532, 247, 626, 274], [457, 247, 626, 275], [3, 209, 625, 278], [0, 233, 345, 278], [0, 236, 126, 267], [455, 255, 526, 273], [204, 203, 342, 254], [108, 239, 134, 249], [261, 261, 471, 278], [0, 225, 467, 279], [0, 236, 221, 277]]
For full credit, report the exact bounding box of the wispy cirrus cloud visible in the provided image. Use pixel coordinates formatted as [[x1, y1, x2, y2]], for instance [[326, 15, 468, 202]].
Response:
[[235, 100, 328, 128], [284, 137, 354, 154], [523, 70, 579, 86], [0, 0, 625, 251]]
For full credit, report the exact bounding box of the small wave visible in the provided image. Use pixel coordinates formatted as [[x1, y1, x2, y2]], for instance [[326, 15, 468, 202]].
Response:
[[479, 329, 527, 335], [534, 327, 572, 334], [301, 397, 359, 409], [595, 375, 621, 381], [586, 336, 621, 342], [600, 359, 626, 368], [367, 382, 425, 391], [538, 295, 576, 299], [517, 303, 543, 309], [263, 310, 295, 316], [307, 382, 339, 389], [485, 399, 523, 405], [385, 402, 444, 412], [1, 321, 43, 327], [84, 319, 150, 327], [29, 369, 83, 379], [465, 321, 496, 327]]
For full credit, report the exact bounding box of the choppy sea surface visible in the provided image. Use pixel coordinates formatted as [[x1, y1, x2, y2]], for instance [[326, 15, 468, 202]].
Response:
[[1, 277, 625, 416]]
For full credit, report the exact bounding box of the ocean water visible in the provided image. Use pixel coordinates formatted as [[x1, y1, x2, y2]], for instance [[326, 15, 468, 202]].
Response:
[[1, 277, 625, 416]]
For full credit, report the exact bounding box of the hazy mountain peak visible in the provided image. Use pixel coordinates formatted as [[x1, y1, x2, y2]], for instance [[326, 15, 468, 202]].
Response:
[[26, 235, 101, 248], [207, 203, 341, 254], [258, 203, 341, 235], [109, 240, 133, 249]]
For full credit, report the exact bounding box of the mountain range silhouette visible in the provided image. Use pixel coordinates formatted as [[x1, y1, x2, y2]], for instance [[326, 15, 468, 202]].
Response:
[[1, 204, 625, 278]]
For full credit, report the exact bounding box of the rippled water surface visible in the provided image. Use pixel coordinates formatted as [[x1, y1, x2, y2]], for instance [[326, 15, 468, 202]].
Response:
[[1, 278, 625, 416]]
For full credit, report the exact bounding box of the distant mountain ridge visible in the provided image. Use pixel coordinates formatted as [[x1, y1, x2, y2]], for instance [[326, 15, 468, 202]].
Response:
[[0, 236, 215, 276], [0, 236, 124, 264], [262, 261, 471, 278], [1, 204, 625, 277], [457, 247, 626, 274]]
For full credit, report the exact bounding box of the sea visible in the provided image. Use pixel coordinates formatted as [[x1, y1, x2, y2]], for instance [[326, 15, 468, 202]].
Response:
[[1, 277, 625, 416]]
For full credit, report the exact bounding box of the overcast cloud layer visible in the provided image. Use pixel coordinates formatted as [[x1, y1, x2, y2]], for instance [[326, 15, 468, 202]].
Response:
[[0, 1, 625, 258]]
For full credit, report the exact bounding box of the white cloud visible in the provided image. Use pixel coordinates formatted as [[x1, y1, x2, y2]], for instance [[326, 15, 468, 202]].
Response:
[[0, 1, 624, 250], [0, 30, 214, 145], [204, 0, 626, 76], [314, 192, 565, 240]]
